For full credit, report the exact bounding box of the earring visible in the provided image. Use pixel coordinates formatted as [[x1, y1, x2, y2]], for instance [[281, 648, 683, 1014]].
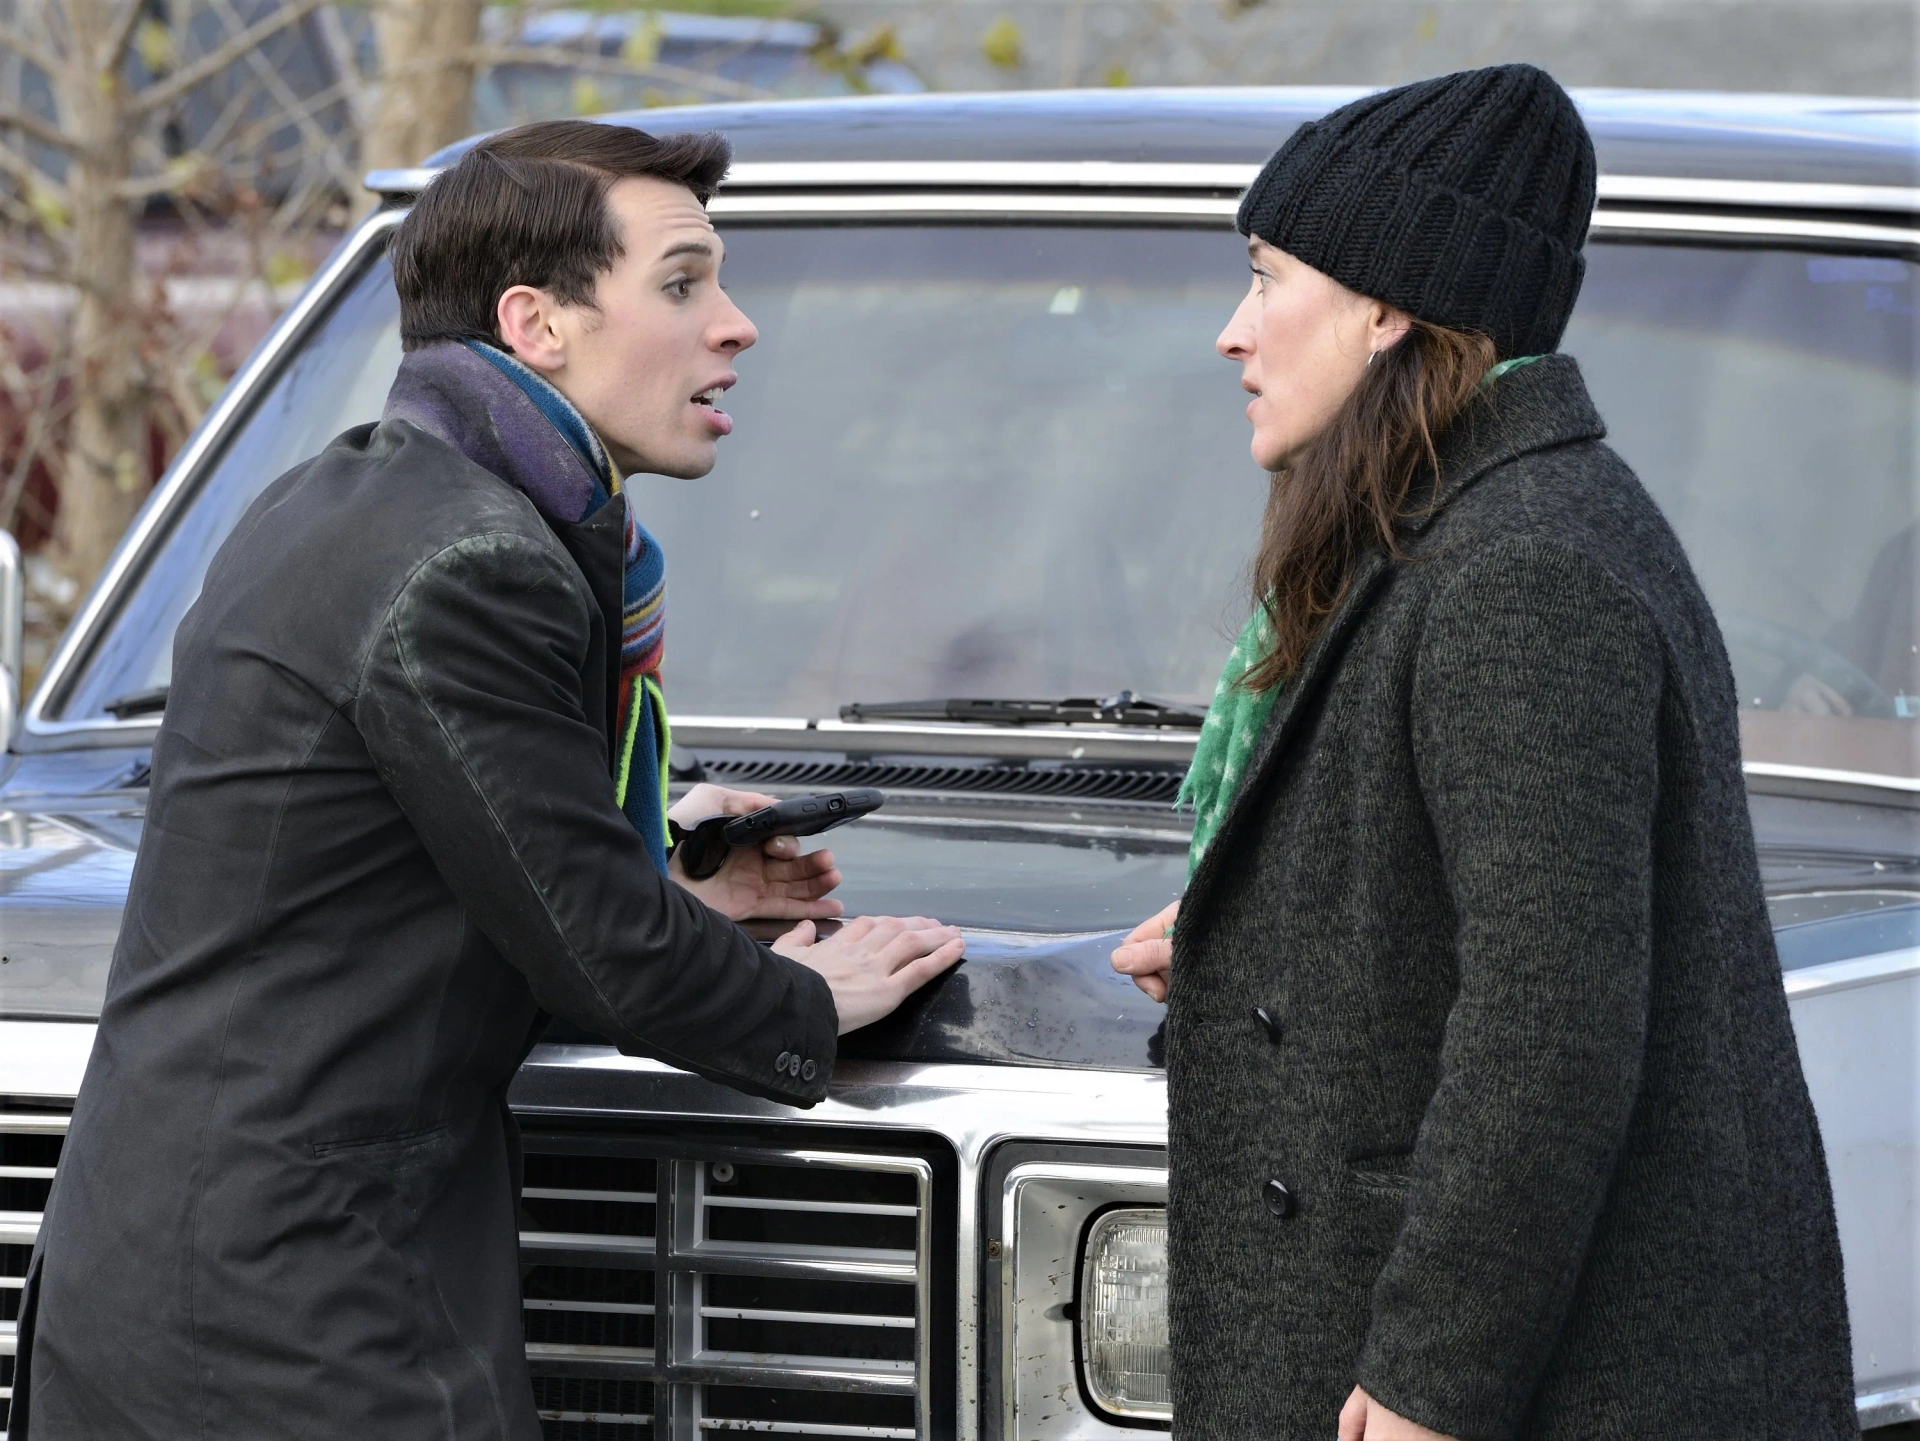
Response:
[[1366, 349, 1378, 368]]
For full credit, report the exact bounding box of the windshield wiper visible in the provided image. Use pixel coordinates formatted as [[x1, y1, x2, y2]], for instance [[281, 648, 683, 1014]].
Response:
[[839, 690, 1206, 730], [103, 684, 169, 719]]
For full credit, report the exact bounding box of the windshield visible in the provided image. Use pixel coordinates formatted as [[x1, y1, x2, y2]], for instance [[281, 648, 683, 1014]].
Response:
[[54, 224, 1920, 782]]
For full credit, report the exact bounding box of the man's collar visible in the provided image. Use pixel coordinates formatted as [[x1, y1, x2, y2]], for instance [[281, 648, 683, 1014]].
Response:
[[383, 340, 613, 524], [460, 341, 617, 497]]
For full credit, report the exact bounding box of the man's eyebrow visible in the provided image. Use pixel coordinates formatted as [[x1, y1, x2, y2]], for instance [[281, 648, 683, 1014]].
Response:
[[659, 239, 716, 262]]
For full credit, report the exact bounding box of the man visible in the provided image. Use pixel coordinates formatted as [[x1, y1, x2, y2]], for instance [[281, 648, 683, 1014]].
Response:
[[14, 120, 965, 1439]]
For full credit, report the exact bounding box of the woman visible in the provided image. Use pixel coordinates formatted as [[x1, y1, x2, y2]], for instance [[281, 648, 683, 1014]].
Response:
[[1113, 66, 1857, 1441]]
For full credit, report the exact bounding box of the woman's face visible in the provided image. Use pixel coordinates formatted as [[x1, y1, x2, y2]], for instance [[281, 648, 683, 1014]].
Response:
[[1217, 238, 1409, 471]]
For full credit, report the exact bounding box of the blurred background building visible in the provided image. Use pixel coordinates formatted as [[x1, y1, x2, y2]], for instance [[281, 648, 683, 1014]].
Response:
[[831, 0, 1916, 96]]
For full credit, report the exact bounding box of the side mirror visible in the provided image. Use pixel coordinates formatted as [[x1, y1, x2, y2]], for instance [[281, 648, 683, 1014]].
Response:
[[0, 532, 23, 750]]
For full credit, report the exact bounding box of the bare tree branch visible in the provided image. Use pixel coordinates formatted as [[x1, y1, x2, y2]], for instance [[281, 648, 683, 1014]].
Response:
[[0, 130, 65, 198], [0, 102, 83, 156], [203, 0, 356, 194], [0, 217, 70, 274], [97, 0, 149, 74], [129, 0, 329, 117], [139, 65, 262, 170], [0, 21, 67, 81], [0, 193, 70, 265], [312, 3, 370, 133], [31, 0, 77, 59], [0, 347, 72, 534]]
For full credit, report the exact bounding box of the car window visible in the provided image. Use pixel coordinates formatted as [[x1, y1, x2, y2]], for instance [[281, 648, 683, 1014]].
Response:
[[1566, 247, 1918, 780], [53, 226, 1920, 787], [633, 226, 1265, 715], [59, 225, 1269, 722]]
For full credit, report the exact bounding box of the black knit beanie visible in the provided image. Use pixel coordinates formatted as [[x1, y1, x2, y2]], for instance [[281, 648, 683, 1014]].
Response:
[[1236, 64, 1597, 359]]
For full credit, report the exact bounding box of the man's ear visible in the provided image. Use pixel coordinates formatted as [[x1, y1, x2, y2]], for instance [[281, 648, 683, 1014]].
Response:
[[497, 285, 567, 373]]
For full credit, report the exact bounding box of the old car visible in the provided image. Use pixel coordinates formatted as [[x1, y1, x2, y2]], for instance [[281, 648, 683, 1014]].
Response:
[[1, 86, 1916, 1440]]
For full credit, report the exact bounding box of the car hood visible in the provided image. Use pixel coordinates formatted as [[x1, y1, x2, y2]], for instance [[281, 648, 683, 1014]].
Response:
[[0, 751, 1181, 1069], [4, 757, 1917, 1073]]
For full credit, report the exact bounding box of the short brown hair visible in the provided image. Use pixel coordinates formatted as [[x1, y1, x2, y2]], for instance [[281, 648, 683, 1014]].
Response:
[[391, 119, 732, 350]]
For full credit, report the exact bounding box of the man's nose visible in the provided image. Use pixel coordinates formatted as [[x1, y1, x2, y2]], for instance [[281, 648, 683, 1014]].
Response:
[[715, 295, 758, 354]]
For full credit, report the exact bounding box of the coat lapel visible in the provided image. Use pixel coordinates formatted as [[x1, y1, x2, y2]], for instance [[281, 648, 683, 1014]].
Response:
[[1182, 547, 1394, 922], [1176, 355, 1608, 926]]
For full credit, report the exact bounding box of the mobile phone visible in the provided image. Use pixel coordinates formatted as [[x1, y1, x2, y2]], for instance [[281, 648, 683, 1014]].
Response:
[[675, 789, 884, 880]]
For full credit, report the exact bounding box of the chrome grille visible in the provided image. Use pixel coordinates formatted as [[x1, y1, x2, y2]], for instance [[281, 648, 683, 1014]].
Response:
[[0, 1105, 68, 1440], [0, 1111, 938, 1441], [520, 1137, 935, 1441]]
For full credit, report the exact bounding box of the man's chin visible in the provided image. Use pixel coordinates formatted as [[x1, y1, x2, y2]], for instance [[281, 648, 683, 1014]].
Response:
[[612, 443, 717, 482]]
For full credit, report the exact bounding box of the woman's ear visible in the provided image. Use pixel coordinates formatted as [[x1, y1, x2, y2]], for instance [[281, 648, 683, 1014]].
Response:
[[1368, 303, 1414, 357], [496, 285, 567, 373]]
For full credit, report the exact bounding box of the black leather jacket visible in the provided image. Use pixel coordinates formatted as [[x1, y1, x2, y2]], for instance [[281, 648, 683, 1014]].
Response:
[[15, 418, 836, 1440]]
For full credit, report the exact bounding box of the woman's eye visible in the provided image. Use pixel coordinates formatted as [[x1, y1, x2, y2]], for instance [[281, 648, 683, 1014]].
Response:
[[669, 277, 693, 299]]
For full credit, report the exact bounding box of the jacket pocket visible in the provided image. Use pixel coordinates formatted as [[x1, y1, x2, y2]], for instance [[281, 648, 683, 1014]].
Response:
[[309, 1122, 460, 1267], [1345, 1158, 1412, 1194], [311, 1121, 453, 1161]]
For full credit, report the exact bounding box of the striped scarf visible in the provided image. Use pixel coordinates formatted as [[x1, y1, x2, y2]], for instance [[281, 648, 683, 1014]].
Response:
[[382, 340, 672, 871]]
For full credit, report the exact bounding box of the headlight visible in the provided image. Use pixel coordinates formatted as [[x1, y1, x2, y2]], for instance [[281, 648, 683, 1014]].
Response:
[[996, 1154, 1166, 1437], [1078, 1207, 1171, 1421]]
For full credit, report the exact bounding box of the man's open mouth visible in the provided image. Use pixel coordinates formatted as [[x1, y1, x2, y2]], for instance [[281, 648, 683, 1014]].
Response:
[[691, 381, 735, 434]]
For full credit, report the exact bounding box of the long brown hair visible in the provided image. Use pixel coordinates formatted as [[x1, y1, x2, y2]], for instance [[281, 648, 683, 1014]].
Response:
[[1243, 318, 1497, 692]]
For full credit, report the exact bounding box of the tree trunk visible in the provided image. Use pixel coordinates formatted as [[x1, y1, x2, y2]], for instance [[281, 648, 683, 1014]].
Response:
[[53, 0, 147, 587], [364, 0, 486, 175]]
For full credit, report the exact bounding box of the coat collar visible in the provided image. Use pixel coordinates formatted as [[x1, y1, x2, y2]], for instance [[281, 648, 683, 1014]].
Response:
[[1177, 355, 1605, 927], [382, 340, 613, 525], [1399, 352, 1606, 536], [1179, 547, 1394, 929]]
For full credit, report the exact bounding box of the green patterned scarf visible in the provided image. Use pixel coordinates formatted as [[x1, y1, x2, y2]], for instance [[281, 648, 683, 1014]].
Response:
[[1176, 355, 1544, 878], [1176, 606, 1281, 878]]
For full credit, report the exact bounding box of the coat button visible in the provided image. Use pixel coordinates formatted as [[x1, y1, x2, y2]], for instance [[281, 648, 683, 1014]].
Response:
[[789, 1054, 803, 1076], [1253, 1006, 1282, 1043], [1263, 1179, 1295, 1218], [776, 1051, 791, 1070], [801, 1059, 817, 1081]]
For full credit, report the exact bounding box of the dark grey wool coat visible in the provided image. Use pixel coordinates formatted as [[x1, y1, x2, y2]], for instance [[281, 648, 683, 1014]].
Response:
[[14, 415, 837, 1440], [1165, 356, 1857, 1441]]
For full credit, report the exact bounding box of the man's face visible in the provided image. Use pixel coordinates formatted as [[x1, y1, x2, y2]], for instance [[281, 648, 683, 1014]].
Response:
[[502, 175, 757, 479]]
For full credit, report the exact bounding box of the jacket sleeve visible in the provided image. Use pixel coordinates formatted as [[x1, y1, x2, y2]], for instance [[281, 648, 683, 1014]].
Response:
[[1357, 538, 1664, 1439], [352, 529, 837, 1106]]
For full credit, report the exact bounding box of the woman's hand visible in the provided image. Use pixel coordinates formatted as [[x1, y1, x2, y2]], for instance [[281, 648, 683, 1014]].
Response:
[[1337, 1387, 1457, 1441], [667, 785, 844, 923], [1110, 898, 1179, 1003]]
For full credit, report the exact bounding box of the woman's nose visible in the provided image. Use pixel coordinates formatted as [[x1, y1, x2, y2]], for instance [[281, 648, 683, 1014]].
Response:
[[1217, 293, 1257, 361]]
